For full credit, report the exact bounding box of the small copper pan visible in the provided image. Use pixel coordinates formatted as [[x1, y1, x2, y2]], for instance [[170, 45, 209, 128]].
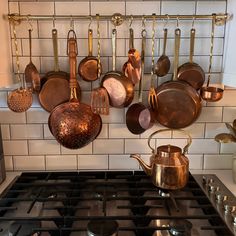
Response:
[[126, 29, 154, 134], [200, 14, 224, 102], [155, 28, 201, 129], [177, 28, 205, 90], [78, 29, 101, 81]]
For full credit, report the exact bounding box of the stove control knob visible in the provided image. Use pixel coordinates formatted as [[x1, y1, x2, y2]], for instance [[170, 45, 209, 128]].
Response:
[[232, 212, 236, 227], [223, 200, 236, 214], [208, 183, 220, 193], [215, 191, 228, 203], [202, 176, 214, 185]]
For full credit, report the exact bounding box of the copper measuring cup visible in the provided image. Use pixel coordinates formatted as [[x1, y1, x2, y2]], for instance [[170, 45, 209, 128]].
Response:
[[200, 14, 224, 102]]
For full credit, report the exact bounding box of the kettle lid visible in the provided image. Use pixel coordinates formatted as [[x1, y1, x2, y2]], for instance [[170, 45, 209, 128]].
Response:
[[157, 145, 182, 158]]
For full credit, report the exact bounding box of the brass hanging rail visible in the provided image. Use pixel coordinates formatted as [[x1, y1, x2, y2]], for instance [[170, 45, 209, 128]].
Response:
[[7, 13, 230, 26]]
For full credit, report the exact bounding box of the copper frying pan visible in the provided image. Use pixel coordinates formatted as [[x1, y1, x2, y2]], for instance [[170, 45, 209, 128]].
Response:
[[155, 28, 201, 129], [177, 28, 205, 90], [39, 28, 81, 112], [78, 29, 101, 81]]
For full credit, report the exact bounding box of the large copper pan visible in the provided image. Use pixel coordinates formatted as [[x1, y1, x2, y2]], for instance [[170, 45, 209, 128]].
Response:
[[48, 30, 102, 149], [155, 28, 201, 129]]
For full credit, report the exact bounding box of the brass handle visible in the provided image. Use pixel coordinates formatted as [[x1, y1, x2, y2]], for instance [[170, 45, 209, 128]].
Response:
[[52, 28, 59, 72], [173, 28, 181, 81], [163, 28, 168, 56], [28, 29, 32, 63], [112, 28, 117, 71], [147, 128, 192, 155], [129, 28, 134, 50], [189, 28, 195, 63], [88, 28, 93, 56]]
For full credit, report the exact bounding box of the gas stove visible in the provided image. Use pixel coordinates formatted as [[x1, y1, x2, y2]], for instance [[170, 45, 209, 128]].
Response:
[[0, 171, 235, 236]]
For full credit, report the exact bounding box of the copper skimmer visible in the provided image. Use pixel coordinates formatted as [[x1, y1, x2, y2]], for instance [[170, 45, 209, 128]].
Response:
[[148, 14, 158, 111], [7, 22, 33, 113], [90, 14, 109, 115]]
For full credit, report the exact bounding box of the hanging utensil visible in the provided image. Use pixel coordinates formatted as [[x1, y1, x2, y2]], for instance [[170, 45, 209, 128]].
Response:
[[78, 17, 101, 82], [24, 28, 41, 92], [7, 22, 33, 113], [215, 133, 236, 143], [90, 14, 109, 115], [48, 30, 102, 149], [126, 26, 154, 135], [177, 19, 205, 90], [200, 14, 224, 102], [101, 28, 134, 108], [155, 15, 170, 77], [148, 14, 158, 111]]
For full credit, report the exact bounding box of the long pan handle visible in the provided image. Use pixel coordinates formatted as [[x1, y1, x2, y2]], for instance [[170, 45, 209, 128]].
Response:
[[52, 28, 59, 72], [173, 28, 181, 81], [189, 28, 195, 64], [163, 28, 168, 56], [88, 29, 93, 57], [129, 28, 134, 50], [112, 29, 117, 71]]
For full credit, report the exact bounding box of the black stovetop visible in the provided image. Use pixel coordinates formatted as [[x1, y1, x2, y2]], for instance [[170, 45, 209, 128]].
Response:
[[0, 171, 235, 236]]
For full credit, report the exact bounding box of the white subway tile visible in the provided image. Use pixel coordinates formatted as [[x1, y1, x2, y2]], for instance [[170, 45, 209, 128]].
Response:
[[126, 1, 160, 15], [140, 124, 172, 139], [205, 123, 228, 138], [109, 155, 139, 170], [9, 2, 19, 14], [0, 109, 26, 124], [101, 108, 125, 123], [55, 2, 89, 15], [208, 90, 236, 107], [91, 2, 125, 15], [13, 21, 38, 39], [97, 124, 108, 139], [93, 139, 124, 154], [188, 139, 219, 154], [4, 156, 13, 171], [29, 140, 60, 155], [61, 142, 92, 155], [109, 124, 138, 139], [188, 155, 203, 170], [46, 155, 77, 170], [31, 93, 41, 108], [26, 108, 49, 123], [40, 57, 54, 74], [79, 155, 108, 170], [3, 140, 28, 155], [10, 124, 43, 139], [13, 156, 45, 171], [43, 124, 55, 139], [220, 143, 236, 154], [1, 125, 10, 140], [196, 107, 222, 122], [20, 2, 54, 15], [173, 124, 205, 139], [204, 155, 233, 169], [125, 139, 155, 154], [196, 1, 227, 15], [0, 92, 8, 108], [161, 1, 195, 15], [223, 107, 236, 122]]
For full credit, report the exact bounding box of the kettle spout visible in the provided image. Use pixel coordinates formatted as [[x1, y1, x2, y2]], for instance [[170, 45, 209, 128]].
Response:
[[130, 154, 152, 176]]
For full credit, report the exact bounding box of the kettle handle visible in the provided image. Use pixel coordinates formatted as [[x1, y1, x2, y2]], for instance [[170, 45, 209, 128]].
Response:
[[147, 129, 192, 155]]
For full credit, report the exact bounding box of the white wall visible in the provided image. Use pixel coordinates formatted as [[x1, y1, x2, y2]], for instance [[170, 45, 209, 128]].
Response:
[[1, 0, 236, 172]]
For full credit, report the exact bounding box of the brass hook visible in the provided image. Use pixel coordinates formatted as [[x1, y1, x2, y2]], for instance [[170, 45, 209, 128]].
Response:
[[129, 15, 133, 28], [142, 15, 146, 30], [192, 15, 195, 28], [27, 16, 33, 31], [53, 15, 56, 28], [70, 15, 74, 30], [89, 15, 93, 29], [176, 15, 180, 28], [163, 14, 169, 29]]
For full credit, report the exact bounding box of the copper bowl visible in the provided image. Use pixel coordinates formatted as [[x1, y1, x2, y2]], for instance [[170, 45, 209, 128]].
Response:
[[200, 86, 224, 102]]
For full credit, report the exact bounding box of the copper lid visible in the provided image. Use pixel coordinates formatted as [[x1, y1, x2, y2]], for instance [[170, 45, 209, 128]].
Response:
[[157, 145, 181, 158]]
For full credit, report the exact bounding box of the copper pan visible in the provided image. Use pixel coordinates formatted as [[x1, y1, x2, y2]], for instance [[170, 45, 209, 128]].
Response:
[[78, 28, 101, 81], [155, 28, 201, 129], [177, 28, 205, 90], [200, 14, 224, 102], [39, 28, 81, 112], [48, 30, 102, 149], [126, 29, 154, 134], [101, 29, 134, 108]]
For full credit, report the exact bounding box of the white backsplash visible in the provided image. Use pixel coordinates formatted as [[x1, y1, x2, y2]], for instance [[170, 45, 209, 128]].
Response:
[[1, 0, 235, 172]]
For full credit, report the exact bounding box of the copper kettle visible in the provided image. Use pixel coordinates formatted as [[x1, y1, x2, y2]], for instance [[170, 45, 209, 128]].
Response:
[[130, 129, 192, 190]]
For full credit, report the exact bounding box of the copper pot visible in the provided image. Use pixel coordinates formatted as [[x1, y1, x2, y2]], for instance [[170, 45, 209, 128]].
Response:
[[130, 129, 192, 190]]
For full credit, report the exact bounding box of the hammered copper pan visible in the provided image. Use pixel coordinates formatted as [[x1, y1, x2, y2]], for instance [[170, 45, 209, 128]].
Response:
[[177, 28, 204, 90], [48, 30, 102, 149], [39, 28, 81, 112], [155, 28, 201, 129]]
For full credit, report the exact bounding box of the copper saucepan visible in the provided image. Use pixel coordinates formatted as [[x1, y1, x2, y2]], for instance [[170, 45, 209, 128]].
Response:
[[101, 29, 134, 108], [126, 29, 154, 135], [155, 28, 201, 129], [177, 27, 205, 90], [48, 30, 102, 149], [78, 28, 101, 81], [200, 14, 224, 102]]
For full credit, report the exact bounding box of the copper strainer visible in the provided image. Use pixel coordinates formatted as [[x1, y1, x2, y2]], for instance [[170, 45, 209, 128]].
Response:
[[7, 22, 33, 113]]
